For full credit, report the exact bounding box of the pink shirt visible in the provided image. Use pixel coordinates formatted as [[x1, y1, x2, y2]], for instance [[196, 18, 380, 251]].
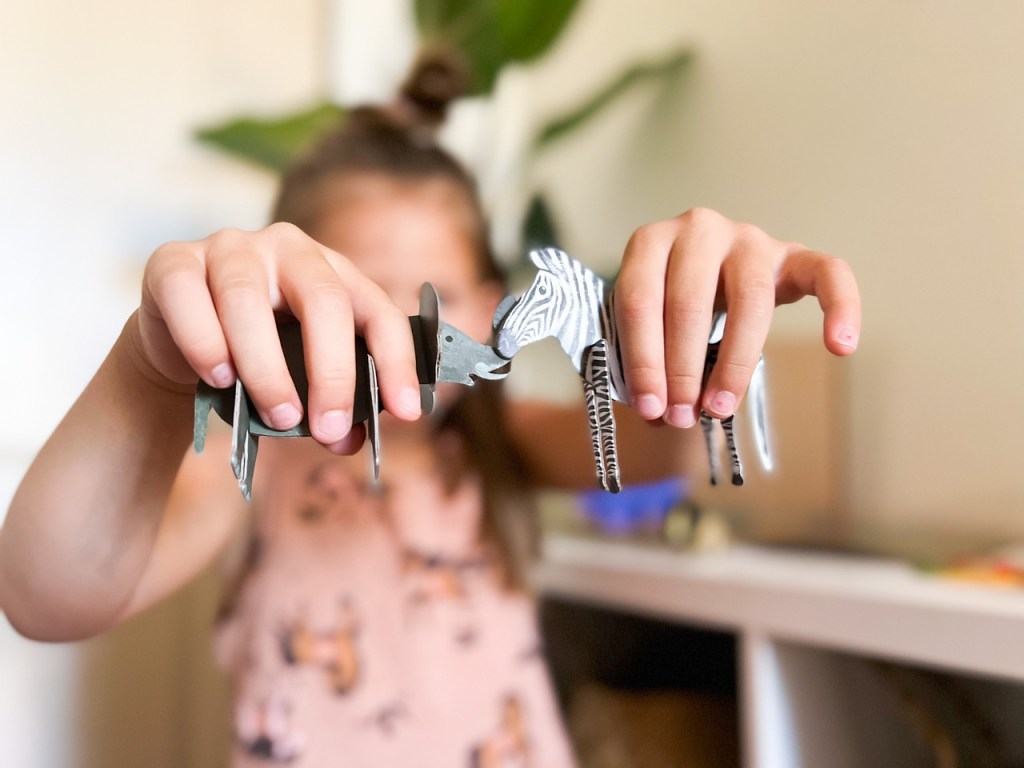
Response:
[[214, 437, 575, 767]]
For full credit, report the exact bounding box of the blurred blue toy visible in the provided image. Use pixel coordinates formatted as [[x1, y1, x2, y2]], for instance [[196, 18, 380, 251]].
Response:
[[578, 476, 689, 536]]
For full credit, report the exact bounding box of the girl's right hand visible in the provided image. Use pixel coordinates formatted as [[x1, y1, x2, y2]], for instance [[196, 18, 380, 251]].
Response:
[[134, 222, 423, 453]]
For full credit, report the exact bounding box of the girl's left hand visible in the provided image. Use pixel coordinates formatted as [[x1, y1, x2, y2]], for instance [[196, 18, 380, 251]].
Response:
[[614, 207, 861, 427]]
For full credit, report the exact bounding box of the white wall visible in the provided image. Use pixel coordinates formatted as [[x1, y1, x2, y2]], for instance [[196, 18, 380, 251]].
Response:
[[0, 1, 324, 765], [0, 0, 325, 460]]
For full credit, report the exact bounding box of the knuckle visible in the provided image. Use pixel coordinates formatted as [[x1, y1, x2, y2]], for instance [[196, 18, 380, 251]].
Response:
[[664, 295, 709, 328], [215, 274, 266, 311], [314, 367, 356, 397], [677, 206, 722, 229], [729, 279, 776, 312], [370, 302, 413, 337], [626, 360, 664, 382], [265, 222, 317, 256], [146, 242, 194, 281], [189, 341, 228, 372], [149, 240, 185, 266], [665, 371, 703, 401], [731, 221, 766, 248], [822, 254, 853, 279], [148, 267, 198, 306], [266, 220, 304, 240], [206, 227, 248, 250], [241, 366, 291, 401], [303, 279, 352, 314], [627, 221, 662, 250], [714, 359, 756, 389], [615, 287, 660, 324]]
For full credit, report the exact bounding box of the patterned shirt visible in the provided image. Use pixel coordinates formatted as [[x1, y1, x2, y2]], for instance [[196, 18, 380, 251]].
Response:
[[214, 436, 575, 767]]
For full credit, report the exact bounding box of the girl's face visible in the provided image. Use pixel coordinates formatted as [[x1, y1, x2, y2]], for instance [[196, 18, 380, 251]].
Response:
[[310, 173, 502, 346]]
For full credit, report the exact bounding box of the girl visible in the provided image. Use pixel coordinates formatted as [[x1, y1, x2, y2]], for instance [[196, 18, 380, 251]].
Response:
[[0, 54, 860, 766]]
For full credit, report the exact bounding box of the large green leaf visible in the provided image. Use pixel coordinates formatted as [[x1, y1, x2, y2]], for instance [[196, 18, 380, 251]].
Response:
[[414, 0, 581, 95], [533, 49, 692, 151], [522, 192, 561, 250], [195, 103, 347, 172]]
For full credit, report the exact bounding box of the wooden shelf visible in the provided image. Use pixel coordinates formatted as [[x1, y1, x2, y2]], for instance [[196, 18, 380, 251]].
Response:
[[535, 536, 1024, 682]]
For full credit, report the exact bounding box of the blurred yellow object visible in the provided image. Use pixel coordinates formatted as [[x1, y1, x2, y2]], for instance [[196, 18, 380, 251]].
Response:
[[934, 561, 1024, 588]]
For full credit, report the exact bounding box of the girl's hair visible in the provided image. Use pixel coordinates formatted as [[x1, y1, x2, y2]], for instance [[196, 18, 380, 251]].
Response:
[[271, 51, 537, 590], [272, 50, 501, 285]]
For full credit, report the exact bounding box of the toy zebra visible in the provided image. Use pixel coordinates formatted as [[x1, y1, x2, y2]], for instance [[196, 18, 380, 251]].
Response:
[[495, 247, 771, 492]]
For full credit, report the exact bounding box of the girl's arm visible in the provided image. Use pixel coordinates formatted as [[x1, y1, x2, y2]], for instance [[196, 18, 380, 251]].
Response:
[[0, 320, 214, 640]]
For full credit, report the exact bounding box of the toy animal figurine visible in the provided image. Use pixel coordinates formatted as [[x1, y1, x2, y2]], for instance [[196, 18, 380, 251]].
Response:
[[195, 249, 771, 499], [194, 284, 510, 499], [495, 247, 771, 491]]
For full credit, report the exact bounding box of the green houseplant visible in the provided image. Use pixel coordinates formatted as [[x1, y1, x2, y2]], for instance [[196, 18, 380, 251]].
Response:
[[196, 0, 689, 259]]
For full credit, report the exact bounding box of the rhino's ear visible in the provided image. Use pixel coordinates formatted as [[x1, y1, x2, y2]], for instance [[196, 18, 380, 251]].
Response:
[[530, 246, 570, 271], [492, 294, 517, 331]]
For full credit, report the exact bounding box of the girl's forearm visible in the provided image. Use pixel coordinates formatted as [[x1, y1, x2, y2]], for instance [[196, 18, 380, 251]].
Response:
[[0, 315, 194, 641]]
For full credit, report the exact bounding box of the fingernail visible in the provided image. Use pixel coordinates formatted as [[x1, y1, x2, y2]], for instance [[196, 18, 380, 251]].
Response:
[[268, 403, 301, 430], [398, 387, 422, 418], [838, 325, 859, 349], [708, 391, 737, 417], [316, 409, 351, 442], [210, 363, 235, 388], [665, 404, 696, 428], [634, 394, 663, 420]]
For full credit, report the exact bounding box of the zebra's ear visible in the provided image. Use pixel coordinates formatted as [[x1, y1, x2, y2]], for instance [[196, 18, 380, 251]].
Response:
[[529, 247, 569, 271], [528, 248, 549, 270]]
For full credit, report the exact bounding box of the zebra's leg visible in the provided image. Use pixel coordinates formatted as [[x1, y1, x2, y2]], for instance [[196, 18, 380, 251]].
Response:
[[581, 377, 608, 492], [721, 415, 744, 486], [700, 411, 719, 486], [594, 363, 621, 495], [583, 341, 621, 493]]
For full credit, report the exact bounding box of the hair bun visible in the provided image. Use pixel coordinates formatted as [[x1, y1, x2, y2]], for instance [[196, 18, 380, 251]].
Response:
[[399, 49, 471, 127]]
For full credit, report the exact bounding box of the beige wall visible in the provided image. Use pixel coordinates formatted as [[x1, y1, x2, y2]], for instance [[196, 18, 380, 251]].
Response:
[[0, 1, 324, 765], [521, 0, 1024, 546]]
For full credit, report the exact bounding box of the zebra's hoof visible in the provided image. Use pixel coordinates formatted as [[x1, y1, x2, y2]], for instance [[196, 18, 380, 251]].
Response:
[[731, 474, 744, 486]]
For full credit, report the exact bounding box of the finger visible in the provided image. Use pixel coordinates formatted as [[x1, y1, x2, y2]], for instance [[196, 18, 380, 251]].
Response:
[[324, 424, 366, 456], [702, 245, 777, 418], [661, 217, 731, 427], [614, 222, 672, 420], [142, 241, 235, 387], [277, 242, 359, 444], [206, 230, 302, 430], [318, 244, 423, 422], [777, 248, 862, 356]]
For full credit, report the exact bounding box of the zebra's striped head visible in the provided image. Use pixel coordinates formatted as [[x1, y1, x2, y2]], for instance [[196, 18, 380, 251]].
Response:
[[496, 248, 578, 359], [493, 249, 602, 364]]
